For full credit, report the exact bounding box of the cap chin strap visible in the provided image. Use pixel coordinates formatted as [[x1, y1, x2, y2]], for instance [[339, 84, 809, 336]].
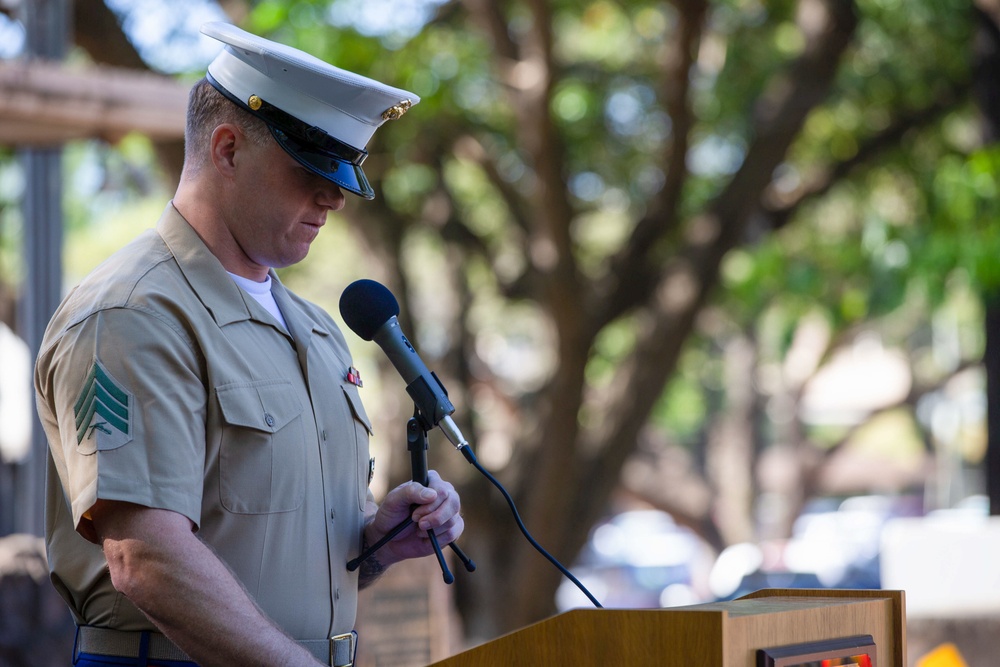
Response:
[[205, 72, 375, 198], [205, 72, 368, 167]]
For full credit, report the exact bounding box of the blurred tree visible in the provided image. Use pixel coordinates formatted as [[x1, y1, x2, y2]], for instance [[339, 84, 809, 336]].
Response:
[[262, 0, 977, 637], [973, 1, 1000, 518], [46, 0, 990, 642]]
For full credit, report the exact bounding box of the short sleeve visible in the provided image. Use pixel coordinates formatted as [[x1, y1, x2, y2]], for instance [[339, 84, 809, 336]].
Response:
[[41, 307, 206, 534]]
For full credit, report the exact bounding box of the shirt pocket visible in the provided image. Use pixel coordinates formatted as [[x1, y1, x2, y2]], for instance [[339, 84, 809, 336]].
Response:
[[340, 383, 372, 511], [216, 380, 305, 514]]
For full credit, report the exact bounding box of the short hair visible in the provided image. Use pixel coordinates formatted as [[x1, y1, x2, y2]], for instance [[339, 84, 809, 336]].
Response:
[[183, 77, 272, 170]]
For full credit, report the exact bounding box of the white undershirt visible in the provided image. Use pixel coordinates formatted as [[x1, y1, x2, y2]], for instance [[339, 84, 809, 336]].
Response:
[[228, 272, 288, 331]]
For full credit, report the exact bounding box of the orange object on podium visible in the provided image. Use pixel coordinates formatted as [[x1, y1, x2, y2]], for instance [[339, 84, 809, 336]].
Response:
[[430, 589, 906, 667]]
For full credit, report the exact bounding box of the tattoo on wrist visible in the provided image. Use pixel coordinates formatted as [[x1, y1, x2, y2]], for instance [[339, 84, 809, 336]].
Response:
[[358, 537, 387, 584]]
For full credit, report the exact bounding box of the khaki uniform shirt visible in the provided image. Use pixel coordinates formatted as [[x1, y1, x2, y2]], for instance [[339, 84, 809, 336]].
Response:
[[35, 204, 372, 640]]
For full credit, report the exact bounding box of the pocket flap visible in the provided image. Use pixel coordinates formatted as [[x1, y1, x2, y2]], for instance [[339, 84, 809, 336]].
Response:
[[341, 384, 373, 435], [217, 381, 303, 433]]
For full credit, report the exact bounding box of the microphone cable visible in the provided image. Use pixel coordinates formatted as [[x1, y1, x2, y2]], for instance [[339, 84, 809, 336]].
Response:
[[455, 443, 603, 609]]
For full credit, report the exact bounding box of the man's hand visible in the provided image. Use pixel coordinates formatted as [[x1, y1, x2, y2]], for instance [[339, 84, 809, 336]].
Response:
[[362, 470, 464, 570]]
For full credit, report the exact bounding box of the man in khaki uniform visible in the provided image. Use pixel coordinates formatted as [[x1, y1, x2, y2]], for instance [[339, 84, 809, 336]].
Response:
[[34, 22, 463, 667]]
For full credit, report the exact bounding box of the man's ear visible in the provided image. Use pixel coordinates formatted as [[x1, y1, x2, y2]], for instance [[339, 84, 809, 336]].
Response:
[[209, 124, 240, 178]]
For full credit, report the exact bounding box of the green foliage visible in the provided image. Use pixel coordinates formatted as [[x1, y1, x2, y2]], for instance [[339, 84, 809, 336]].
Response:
[[920, 146, 1000, 294], [652, 352, 717, 445], [32, 0, 978, 456], [643, 0, 976, 444], [0, 0, 983, 635], [98, 0, 976, 465], [585, 315, 638, 388]]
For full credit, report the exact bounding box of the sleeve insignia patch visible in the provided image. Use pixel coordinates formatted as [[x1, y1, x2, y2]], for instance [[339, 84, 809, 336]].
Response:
[[74, 360, 133, 451]]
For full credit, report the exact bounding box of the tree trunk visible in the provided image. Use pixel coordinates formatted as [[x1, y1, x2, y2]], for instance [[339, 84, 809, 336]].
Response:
[[984, 296, 1000, 515], [973, 3, 1000, 515]]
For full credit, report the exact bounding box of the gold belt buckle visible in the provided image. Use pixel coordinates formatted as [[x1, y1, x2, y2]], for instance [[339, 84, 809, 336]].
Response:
[[330, 632, 356, 667]]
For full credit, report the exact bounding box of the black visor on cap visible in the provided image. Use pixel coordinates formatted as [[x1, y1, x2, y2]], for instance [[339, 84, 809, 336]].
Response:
[[205, 72, 375, 199], [269, 126, 374, 199]]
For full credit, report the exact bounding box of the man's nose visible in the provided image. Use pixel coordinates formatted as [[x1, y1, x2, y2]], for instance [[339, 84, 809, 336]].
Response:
[[317, 183, 346, 211]]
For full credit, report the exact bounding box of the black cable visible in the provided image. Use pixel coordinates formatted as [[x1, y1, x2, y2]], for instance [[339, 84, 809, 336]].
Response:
[[457, 445, 603, 609]]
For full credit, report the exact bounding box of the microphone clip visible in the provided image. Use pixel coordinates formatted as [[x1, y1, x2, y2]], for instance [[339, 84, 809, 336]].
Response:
[[405, 371, 455, 433]]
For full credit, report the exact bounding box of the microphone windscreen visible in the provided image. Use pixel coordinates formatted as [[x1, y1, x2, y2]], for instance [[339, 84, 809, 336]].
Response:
[[339, 279, 400, 341]]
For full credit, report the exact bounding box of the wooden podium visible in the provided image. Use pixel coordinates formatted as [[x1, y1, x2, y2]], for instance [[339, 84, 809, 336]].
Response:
[[429, 589, 905, 667]]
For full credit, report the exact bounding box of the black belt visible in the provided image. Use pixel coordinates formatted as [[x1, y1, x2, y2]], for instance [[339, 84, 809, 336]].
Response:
[[76, 626, 356, 667]]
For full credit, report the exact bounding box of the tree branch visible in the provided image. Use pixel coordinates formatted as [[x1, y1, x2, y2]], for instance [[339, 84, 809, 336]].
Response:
[[592, 0, 708, 334], [461, 0, 518, 62], [575, 0, 860, 540], [763, 82, 970, 231], [71, 0, 185, 182], [73, 0, 145, 70]]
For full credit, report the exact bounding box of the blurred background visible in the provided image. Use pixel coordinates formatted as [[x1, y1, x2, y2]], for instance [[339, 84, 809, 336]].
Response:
[[1, 0, 999, 665]]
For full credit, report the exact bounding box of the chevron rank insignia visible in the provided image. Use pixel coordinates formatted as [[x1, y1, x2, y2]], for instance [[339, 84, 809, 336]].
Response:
[[74, 360, 133, 451]]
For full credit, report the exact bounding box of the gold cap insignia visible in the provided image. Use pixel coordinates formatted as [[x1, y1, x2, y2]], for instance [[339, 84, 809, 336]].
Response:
[[248, 95, 263, 111], [381, 99, 412, 121]]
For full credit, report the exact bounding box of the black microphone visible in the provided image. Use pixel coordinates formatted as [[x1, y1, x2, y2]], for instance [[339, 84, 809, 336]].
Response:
[[339, 279, 468, 449]]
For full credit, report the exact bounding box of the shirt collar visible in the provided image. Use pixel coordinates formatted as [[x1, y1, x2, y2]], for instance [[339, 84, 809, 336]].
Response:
[[156, 203, 329, 340], [156, 203, 253, 327]]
